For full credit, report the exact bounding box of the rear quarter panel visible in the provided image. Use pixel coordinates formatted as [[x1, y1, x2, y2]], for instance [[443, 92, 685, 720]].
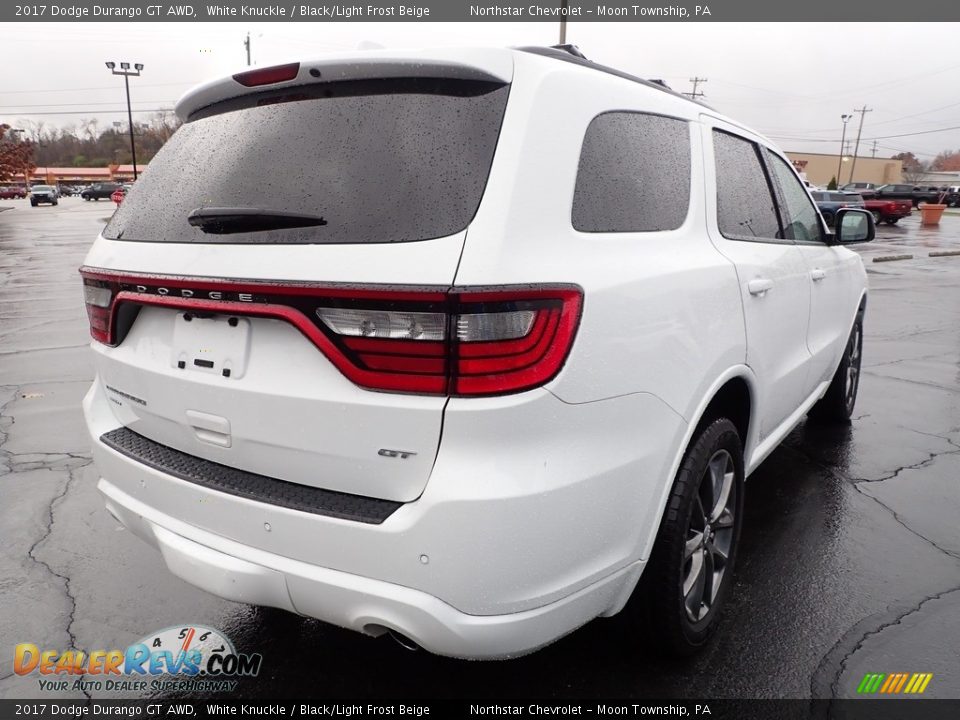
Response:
[[457, 53, 746, 420], [453, 53, 749, 568]]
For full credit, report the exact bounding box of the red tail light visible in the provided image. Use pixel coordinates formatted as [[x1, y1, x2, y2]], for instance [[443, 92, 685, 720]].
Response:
[[79, 269, 582, 397]]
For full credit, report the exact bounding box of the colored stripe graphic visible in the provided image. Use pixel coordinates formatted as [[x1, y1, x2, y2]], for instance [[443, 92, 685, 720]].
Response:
[[858, 672, 933, 694], [894, 673, 909, 693]]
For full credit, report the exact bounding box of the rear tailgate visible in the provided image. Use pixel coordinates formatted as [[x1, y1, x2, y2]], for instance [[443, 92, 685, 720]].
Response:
[[83, 55, 512, 503]]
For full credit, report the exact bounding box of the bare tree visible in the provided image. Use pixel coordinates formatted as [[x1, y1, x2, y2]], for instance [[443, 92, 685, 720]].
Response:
[[892, 152, 929, 183]]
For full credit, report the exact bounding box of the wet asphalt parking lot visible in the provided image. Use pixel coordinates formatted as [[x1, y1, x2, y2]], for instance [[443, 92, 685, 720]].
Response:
[[1, 196, 959, 701]]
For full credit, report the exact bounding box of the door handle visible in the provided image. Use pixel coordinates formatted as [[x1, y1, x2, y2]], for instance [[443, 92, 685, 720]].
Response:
[[811, 268, 826, 282], [747, 278, 774, 296]]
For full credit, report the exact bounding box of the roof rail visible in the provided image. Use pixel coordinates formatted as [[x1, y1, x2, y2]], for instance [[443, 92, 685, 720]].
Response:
[[516, 46, 707, 109], [550, 43, 589, 60]]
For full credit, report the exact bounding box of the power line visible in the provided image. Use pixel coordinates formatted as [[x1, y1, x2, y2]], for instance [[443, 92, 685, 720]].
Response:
[[867, 124, 960, 141], [1, 101, 176, 109], [3, 81, 200, 95], [9, 109, 174, 117], [868, 99, 960, 128], [767, 120, 960, 145]]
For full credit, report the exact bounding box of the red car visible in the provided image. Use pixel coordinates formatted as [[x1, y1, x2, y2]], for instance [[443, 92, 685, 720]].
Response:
[[863, 198, 912, 225], [0, 186, 27, 199]]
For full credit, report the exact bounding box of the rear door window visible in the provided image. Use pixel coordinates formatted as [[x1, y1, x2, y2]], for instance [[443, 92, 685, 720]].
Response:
[[572, 112, 691, 233], [104, 78, 509, 244]]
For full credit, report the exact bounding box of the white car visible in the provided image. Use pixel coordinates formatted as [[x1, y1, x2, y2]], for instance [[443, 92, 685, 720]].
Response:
[[80, 46, 874, 659]]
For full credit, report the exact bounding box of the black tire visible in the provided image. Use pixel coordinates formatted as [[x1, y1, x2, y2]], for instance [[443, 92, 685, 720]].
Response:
[[822, 210, 835, 226], [885, 218, 898, 225], [809, 310, 863, 422], [52, 201, 58, 206], [871, 210, 882, 224], [641, 418, 745, 656]]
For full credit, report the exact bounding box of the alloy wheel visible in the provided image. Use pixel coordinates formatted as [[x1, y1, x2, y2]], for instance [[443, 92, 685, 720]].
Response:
[[682, 449, 736, 623], [845, 321, 862, 412]]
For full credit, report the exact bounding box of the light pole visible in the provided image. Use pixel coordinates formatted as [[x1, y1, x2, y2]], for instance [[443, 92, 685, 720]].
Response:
[[105, 61, 143, 181], [836, 114, 851, 188]]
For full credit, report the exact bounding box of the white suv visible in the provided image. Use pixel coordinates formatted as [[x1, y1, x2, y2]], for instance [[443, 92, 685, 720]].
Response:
[[81, 46, 873, 658]]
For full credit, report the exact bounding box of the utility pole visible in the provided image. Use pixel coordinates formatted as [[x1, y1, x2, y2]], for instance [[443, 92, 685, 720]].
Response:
[[847, 105, 872, 184], [244, 32, 251, 66], [683, 77, 707, 99], [559, 0, 567, 43], [870, 140, 878, 158]]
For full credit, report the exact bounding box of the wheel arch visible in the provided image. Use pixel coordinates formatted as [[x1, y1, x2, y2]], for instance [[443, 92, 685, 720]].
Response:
[[634, 366, 757, 568], [692, 375, 753, 457], [623, 368, 755, 630]]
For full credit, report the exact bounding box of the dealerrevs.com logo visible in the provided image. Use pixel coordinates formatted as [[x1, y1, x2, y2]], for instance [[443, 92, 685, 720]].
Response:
[[857, 672, 934, 695], [14, 625, 261, 694]]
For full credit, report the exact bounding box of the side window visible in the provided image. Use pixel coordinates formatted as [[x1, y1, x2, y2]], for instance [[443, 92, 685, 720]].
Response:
[[572, 112, 690, 233], [712, 130, 782, 242], [764, 151, 824, 243]]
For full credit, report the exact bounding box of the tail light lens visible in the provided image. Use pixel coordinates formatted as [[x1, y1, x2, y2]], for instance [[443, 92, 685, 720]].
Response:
[[232, 62, 300, 87], [79, 269, 582, 397], [81, 277, 120, 344]]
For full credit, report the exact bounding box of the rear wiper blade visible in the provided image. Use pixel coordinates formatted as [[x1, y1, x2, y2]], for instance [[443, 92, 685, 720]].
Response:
[[187, 207, 327, 234]]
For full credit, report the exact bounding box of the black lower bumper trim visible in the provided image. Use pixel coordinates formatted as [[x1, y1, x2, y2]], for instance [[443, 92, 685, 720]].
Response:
[[100, 427, 402, 524]]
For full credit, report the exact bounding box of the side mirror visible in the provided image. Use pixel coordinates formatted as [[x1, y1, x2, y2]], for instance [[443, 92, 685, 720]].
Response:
[[831, 207, 874, 244]]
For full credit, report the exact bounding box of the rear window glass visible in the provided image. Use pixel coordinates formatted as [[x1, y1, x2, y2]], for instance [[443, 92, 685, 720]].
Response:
[[104, 78, 509, 244], [572, 112, 691, 233]]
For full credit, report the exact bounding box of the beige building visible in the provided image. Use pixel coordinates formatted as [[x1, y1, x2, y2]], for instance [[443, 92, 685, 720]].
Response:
[[11, 164, 147, 186], [785, 152, 902, 187]]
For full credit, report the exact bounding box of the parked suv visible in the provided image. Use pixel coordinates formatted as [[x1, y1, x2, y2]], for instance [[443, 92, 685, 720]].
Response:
[[81, 47, 873, 659], [810, 190, 866, 225], [875, 183, 940, 207], [81, 182, 124, 201], [30, 185, 58, 206]]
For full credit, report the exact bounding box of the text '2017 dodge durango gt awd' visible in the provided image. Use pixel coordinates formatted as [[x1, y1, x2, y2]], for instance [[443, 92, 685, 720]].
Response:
[[81, 46, 874, 658]]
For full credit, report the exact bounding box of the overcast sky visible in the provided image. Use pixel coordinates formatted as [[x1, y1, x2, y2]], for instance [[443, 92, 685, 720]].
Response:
[[4, 21, 960, 163]]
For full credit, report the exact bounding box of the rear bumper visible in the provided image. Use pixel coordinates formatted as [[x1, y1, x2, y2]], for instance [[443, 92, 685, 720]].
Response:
[[98, 477, 641, 659], [85, 374, 685, 658]]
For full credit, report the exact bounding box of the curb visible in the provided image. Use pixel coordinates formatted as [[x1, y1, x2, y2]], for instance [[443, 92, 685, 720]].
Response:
[[929, 250, 960, 258], [872, 254, 913, 263]]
